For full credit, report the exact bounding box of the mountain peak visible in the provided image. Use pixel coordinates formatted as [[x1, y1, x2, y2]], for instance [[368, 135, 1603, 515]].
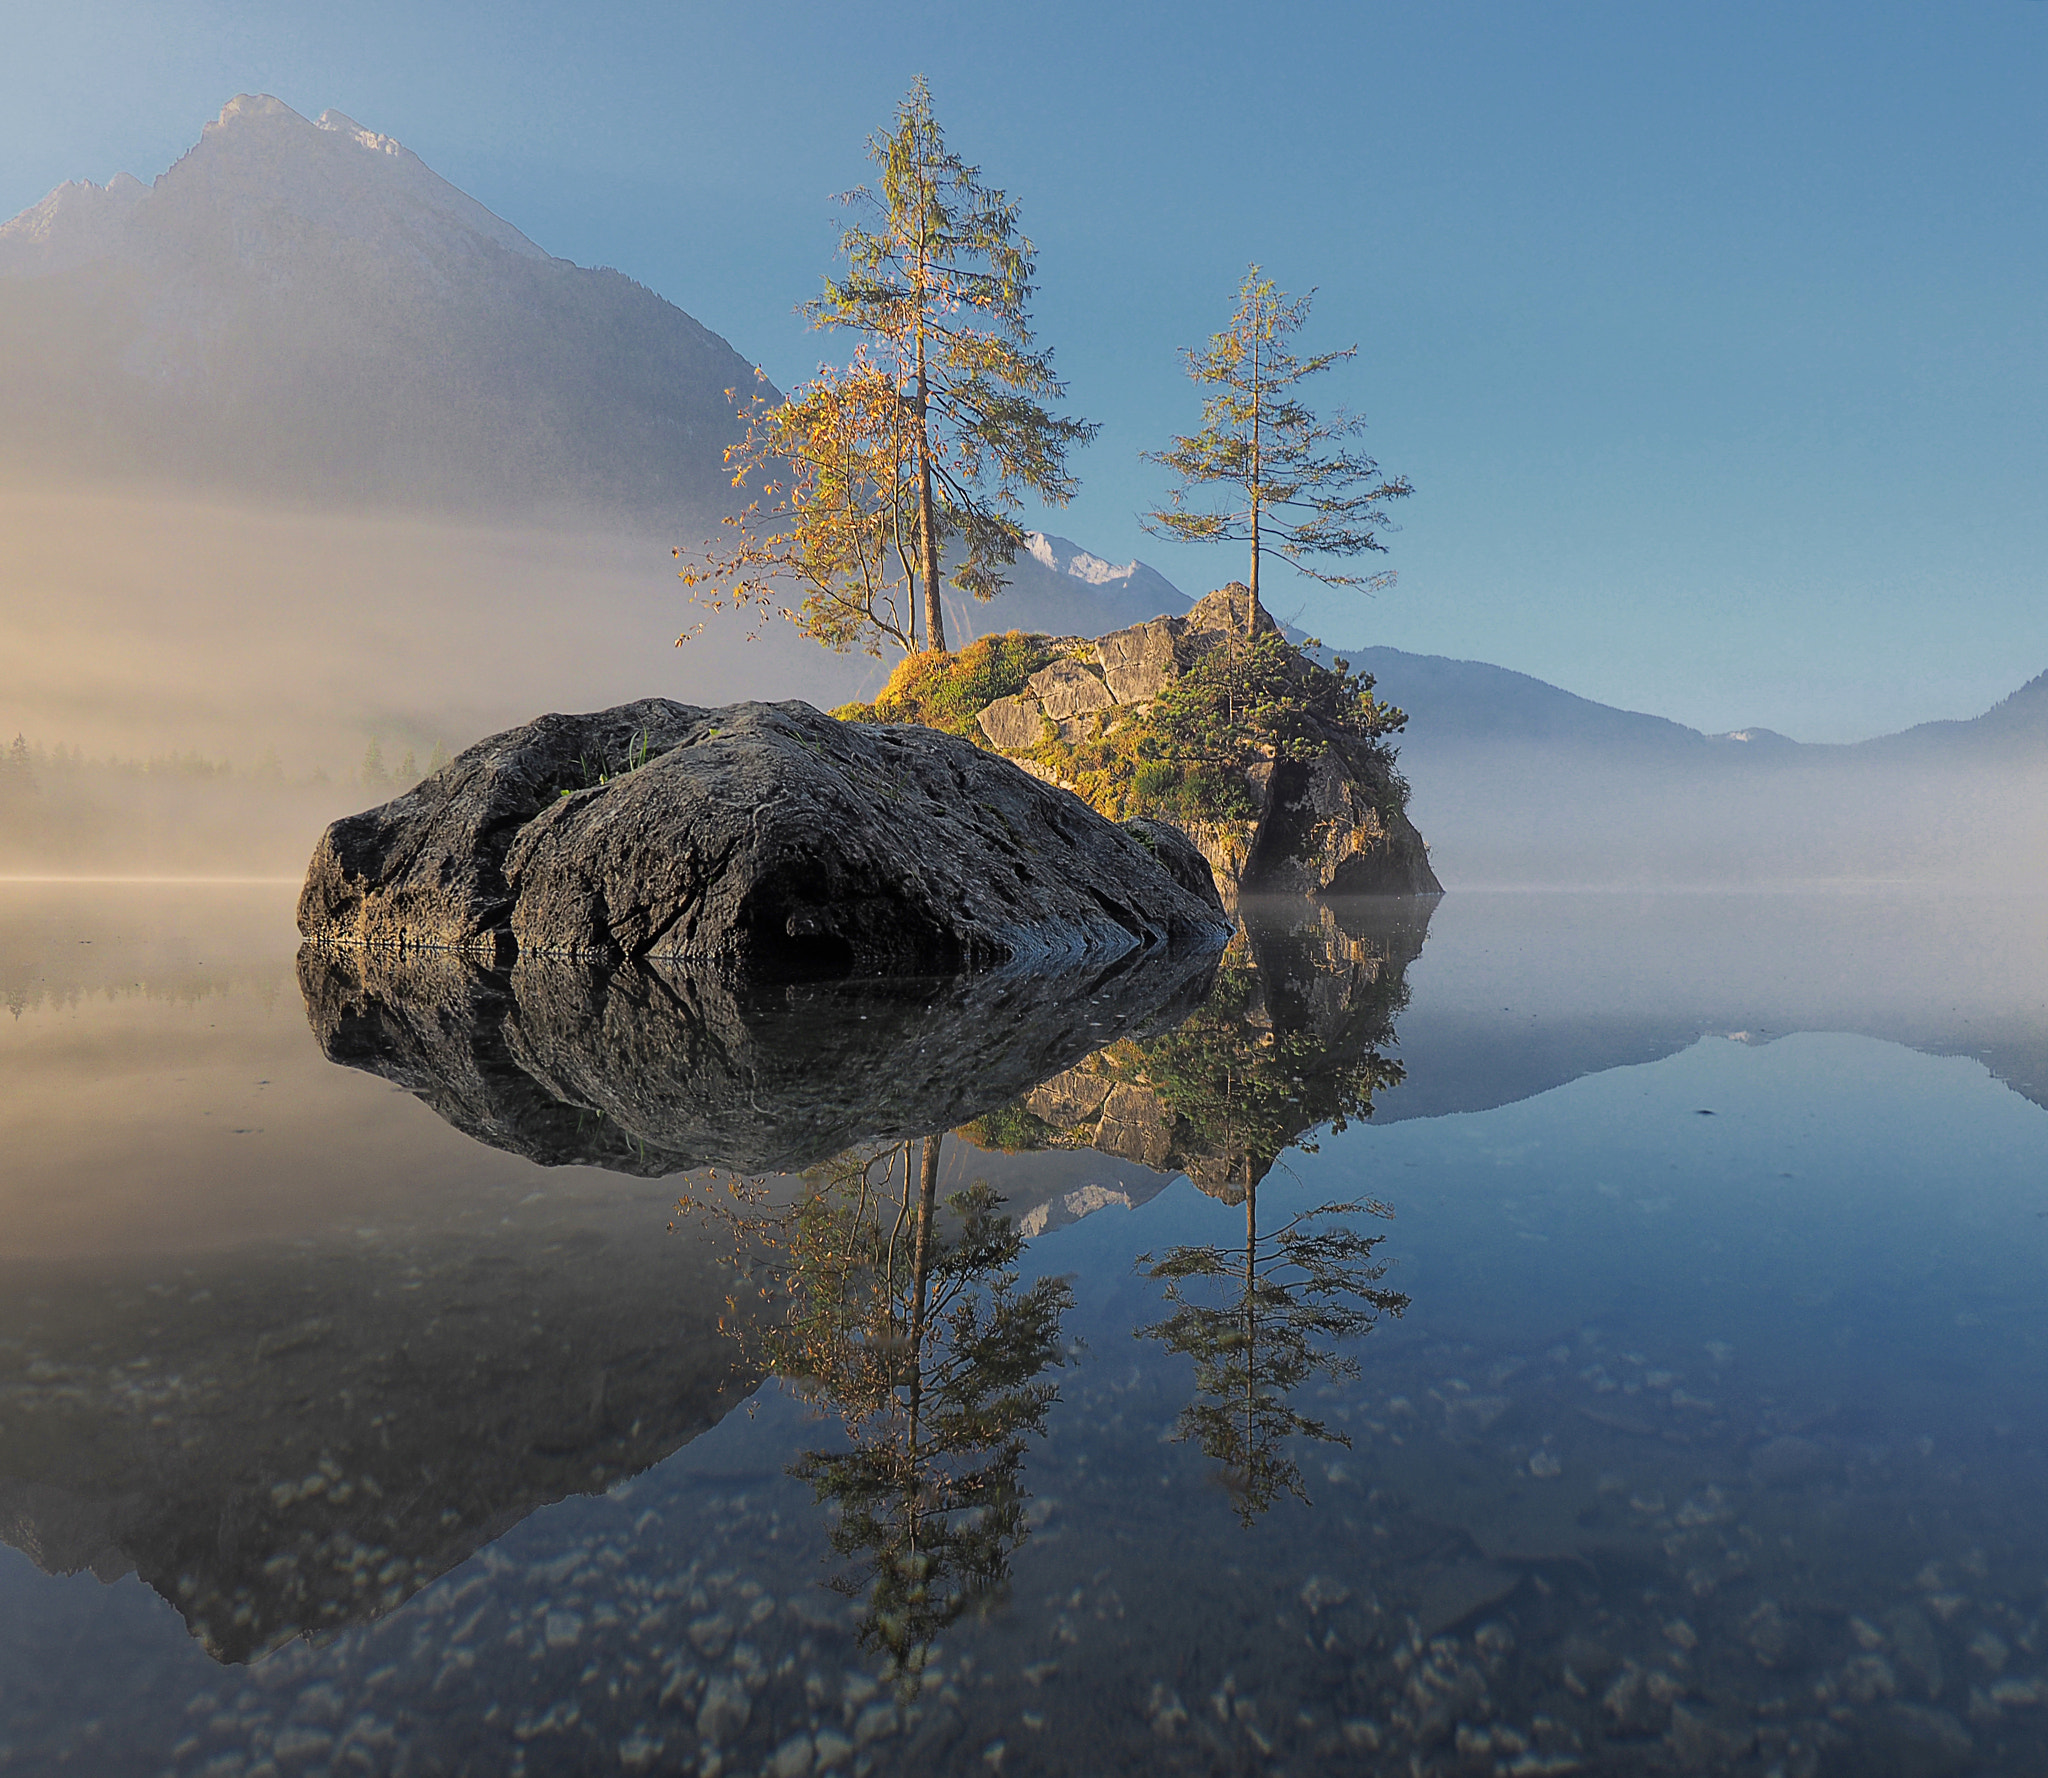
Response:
[[0, 92, 768, 521], [314, 110, 405, 157], [205, 92, 300, 134], [1023, 532, 1188, 604], [0, 92, 548, 275]]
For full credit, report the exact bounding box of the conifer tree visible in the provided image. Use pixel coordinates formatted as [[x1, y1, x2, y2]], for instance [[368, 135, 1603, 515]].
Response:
[[681, 78, 1095, 657], [1145, 265, 1412, 611], [2, 733, 35, 800]]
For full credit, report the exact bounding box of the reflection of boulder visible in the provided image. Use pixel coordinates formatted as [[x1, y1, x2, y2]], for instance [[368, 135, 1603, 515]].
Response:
[[297, 698, 1229, 971], [965, 897, 1435, 1205], [299, 940, 1221, 1178], [0, 1209, 759, 1665]]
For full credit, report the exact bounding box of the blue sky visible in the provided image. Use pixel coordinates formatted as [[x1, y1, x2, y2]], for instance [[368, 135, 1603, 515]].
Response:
[[8, 0, 2047, 741]]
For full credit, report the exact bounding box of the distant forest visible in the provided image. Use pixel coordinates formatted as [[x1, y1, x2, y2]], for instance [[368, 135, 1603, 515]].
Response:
[[0, 734, 425, 875]]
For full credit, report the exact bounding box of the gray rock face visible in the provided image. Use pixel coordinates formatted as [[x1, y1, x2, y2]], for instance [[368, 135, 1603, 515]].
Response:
[[299, 699, 1230, 971], [1243, 734, 1444, 897], [1028, 658, 1116, 720], [1095, 618, 1185, 704], [1184, 583, 1276, 640], [978, 587, 1442, 900], [977, 694, 1048, 752]]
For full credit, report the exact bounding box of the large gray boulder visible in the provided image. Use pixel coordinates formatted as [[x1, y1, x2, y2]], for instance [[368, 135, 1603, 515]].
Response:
[[298, 698, 1230, 971]]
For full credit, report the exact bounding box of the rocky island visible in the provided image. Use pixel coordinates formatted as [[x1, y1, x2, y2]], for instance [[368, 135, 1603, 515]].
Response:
[[836, 585, 1441, 900], [298, 591, 1439, 975]]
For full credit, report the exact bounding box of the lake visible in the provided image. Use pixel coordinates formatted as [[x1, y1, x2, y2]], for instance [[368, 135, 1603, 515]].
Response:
[[3, 881, 2046, 1777]]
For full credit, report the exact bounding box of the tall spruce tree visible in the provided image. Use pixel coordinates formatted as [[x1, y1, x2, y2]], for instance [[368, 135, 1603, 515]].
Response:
[[1144, 266, 1412, 612], [680, 79, 1095, 657]]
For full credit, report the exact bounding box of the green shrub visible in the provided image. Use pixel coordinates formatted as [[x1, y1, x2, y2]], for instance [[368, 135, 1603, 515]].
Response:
[[828, 620, 1411, 832]]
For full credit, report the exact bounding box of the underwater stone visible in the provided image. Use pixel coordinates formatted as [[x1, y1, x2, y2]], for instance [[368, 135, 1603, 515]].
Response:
[[618, 1730, 663, 1773], [851, 1701, 898, 1746], [1966, 1629, 2009, 1673], [1867, 1703, 1974, 1774], [768, 1732, 815, 1777], [696, 1674, 751, 1744], [1298, 1575, 1351, 1615], [687, 1613, 734, 1659]]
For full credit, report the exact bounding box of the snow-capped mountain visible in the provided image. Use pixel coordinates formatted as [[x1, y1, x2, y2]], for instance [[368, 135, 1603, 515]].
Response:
[[942, 531, 1191, 643], [0, 95, 768, 520]]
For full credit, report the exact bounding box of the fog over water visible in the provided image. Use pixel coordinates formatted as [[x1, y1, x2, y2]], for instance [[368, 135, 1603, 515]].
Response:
[[7, 474, 2047, 891]]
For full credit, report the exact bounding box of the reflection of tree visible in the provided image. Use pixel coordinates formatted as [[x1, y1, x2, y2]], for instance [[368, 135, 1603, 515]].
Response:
[[1138, 932, 1406, 1194], [1140, 1188, 1407, 1524], [690, 1135, 1069, 1691]]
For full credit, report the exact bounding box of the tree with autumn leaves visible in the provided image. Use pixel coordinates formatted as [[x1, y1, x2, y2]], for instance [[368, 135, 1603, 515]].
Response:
[[680, 87, 1411, 663], [679, 79, 1095, 658]]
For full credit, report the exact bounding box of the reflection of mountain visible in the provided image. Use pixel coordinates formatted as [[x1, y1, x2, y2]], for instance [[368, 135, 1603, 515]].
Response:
[[0, 1210, 759, 1664], [300, 943, 1219, 1178], [964, 896, 1434, 1223], [1375, 892, 2048, 1127]]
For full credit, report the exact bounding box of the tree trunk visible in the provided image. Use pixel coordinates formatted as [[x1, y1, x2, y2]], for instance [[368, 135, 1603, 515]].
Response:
[[1243, 1178, 1257, 1467], [915, 332, 947, 654], [904, 1132, 942, 1465], [1248, 323, 1261, 608]]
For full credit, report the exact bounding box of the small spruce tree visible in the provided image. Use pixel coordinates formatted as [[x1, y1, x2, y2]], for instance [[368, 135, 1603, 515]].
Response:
[[1145, 265, 1412, 612]]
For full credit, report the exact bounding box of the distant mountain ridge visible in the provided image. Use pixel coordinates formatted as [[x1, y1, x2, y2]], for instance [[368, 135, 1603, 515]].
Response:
[[0, 94, 768, 522], [1341, 645, 2048, 764]]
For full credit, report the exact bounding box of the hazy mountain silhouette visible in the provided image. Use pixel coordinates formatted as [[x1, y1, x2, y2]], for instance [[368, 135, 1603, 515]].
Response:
[[0, 94, 770, 522], [1334, 644, 2048, 886], [1345, 646, 2048, 766]]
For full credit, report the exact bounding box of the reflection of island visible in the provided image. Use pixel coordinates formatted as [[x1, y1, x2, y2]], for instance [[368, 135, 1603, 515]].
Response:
[[687, 1136, 1069, 1689], [6, 941, 1203, 1669], [962, 896, 1431, 1220], [1, 902, 1411, 1667], [300, 943, 1218, 1177], [953, 898, 1431, 1521]]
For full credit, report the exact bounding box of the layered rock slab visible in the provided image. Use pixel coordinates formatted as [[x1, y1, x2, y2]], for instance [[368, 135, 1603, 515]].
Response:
[[299, 699, 1230, 971]]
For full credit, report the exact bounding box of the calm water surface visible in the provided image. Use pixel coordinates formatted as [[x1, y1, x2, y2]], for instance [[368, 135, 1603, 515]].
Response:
[[3, 883, 2047, 1777]]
